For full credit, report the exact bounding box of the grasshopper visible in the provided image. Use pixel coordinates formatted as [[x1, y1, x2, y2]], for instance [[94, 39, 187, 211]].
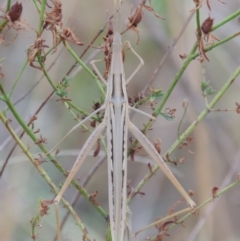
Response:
[[52, 1, 196, 240]]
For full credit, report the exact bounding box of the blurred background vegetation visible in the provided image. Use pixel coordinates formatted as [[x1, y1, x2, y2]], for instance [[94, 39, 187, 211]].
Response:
[[0, 0, 240, 241]]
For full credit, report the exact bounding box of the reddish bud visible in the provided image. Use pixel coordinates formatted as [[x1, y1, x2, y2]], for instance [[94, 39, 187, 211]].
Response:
[[212, 187, 219, 200], [8, 2, 22, 22], [201, 17, 214, 35], [128, 7, 143, 28], [93, 139, 101, 157]]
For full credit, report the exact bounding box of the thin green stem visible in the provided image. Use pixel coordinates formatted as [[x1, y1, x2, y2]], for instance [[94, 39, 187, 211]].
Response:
[[38, 0, 47, 34], [32, 0, 41, 13], [150, 179, 240, 241], [193, 31, 240, 59], [0, 19, 7, 34], [0, 111, 94, 240], [212, 9, 240, 31], [156, 8, 240, 115], [177, 101, 188, 140], [8, 59, 28, 97], [168, 64, 240, 155], [34, 52, 108, 158], [128, 65, 240, 202], [37, 56, 57, 90], [36, 53, 100, 120], [154, 43, 197, 117], [127, 42, 197, 155], [0, 83, 108, 219], [6, 0, 11, 12], [44, 41, 63, 57], [65, 42, 106, 96], [0, 0, 11, 34], [64, 101, 108, 154], [128, 8, 240, 155], [196, 7, 201, 31]]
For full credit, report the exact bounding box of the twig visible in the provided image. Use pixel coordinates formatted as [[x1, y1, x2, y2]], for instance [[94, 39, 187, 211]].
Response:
[[141, 12, 195, 95]]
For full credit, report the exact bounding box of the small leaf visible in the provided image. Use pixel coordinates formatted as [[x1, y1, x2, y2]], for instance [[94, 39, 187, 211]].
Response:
[[160, 112, 175, 121], [201, 81, 209, 92], [55, 76, 71, 98], [62, 76, 71, 88], [149, 95, 156, 103], [149, 89, 164, 102], [206, 86, 216, 95], [154, 92, 165, 99]]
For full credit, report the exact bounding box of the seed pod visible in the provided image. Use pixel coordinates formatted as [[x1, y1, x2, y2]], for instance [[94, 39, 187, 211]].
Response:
[[212, 187, 219, 200], [128, 7, 143, 28], [154, 139, 161, 154], [93, 102, 101, 110], [105, 21, 113, 39], [201, 17, 214, 34], [61, 28, 84, 45], [7, 2, 22, 22], [93, 139, 101, 157], [235, 102, 240, 114], [122, 49, 125, 62]]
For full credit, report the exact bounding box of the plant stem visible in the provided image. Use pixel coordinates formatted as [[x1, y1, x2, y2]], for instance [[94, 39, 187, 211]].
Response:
[[65, 42, 106, 96], [0, 111, 94, 240], [38, 0, 47, 34], [128, 64, 240, 202], [0, 83, 108, 219]]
